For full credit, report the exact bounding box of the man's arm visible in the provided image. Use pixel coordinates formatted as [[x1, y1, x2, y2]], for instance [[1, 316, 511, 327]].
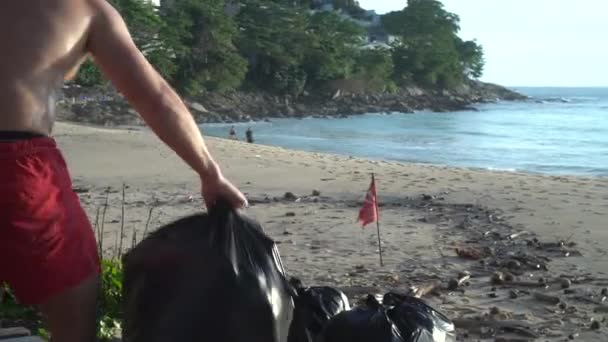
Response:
[[86, 0, 246, 208]]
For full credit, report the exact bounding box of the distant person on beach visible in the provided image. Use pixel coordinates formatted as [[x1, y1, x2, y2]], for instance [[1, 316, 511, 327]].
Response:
[[0, 1, 247, 341], [246, 127, 254, 143], [229, 125, 238, 140]]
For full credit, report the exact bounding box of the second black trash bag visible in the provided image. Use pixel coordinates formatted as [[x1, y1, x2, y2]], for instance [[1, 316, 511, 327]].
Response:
[[288, 278, 351, 342], [321, 293, 456, 342], [321, 295, 403, 342], [384, 292, 456, 342], [121, 201, 295, 342]]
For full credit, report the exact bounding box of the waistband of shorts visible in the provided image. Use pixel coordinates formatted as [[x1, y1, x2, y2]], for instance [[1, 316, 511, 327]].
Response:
[[0, 136, 58, 156]]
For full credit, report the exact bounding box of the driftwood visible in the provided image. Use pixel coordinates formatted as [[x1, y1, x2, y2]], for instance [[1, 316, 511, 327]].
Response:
[[572, 295, 605, 306], [507, 231, 529, 240], [409, 280, 441, 298], [533, 292, 561, 305], [594, 304, 608, 313], [98, 189, 110, 255], [448, 272, 471, 290], [505, 281, 548, 288], [0, 327, 31, 339], [455, 247, 491, 260], [453, 318, 539, 338], [495, 338, 533, 342], [118, 183, 126, 259], [142, 205, 155, 238]]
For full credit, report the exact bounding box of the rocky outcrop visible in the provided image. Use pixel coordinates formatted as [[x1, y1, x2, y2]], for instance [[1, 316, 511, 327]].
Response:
[[56, 80, 528, 126]]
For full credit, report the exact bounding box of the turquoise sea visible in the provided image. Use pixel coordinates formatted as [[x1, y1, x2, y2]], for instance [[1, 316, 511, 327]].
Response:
[[202, 87, 608, 177]]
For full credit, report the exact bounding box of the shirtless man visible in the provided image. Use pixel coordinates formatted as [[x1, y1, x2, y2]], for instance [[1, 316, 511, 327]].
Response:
[[0, 1, 247, 341]]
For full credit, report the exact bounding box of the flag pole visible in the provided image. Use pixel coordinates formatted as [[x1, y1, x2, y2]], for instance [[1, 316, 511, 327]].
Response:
[[372, 173, 384, 267]]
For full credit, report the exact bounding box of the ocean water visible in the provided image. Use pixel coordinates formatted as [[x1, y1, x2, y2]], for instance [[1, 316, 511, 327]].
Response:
[[201, 87, 608, 177]]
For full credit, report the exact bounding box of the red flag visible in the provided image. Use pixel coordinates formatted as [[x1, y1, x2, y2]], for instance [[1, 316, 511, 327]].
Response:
[[358, 175, 378, 227]]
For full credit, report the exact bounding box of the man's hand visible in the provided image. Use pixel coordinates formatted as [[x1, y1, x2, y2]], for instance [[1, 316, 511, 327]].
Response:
[[201, 164, 248, 210]]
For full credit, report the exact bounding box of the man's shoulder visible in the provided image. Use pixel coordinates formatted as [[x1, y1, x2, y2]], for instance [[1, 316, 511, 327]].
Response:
[[85, 0, 122, 26], [84, 0, 130, 47]]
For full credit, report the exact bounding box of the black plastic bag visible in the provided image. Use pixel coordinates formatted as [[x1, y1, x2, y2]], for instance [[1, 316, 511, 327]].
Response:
[[384, 292, 456, 342], [322, 295, 403, 342], [121, 201, 295, 342], [322, 293, 455, 342], [288, 278, 351, 342]]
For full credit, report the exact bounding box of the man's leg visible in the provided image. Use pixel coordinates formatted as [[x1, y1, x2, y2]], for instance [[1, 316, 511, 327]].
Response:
[[39, 274, 100, 342]]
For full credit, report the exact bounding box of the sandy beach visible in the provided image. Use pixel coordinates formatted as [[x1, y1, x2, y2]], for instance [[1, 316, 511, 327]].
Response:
[[54, 122, 608, 341]]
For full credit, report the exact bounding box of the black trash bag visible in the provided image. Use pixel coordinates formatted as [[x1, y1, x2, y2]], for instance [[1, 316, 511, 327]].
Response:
[[121, 201, 295, 342], [384, 292, 456, 342], [321, 295, 403, 342], [288, 277, 351, 342], [322, 293, 456, 342]]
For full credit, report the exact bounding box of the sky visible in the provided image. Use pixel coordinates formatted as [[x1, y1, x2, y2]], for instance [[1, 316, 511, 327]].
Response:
[[357, 0, 608, 87]]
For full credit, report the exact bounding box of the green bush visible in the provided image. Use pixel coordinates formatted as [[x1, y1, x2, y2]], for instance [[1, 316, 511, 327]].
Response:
[[0, 259, 124, 342], [98, 259, 123, 341], [75, 60, 105, 87]]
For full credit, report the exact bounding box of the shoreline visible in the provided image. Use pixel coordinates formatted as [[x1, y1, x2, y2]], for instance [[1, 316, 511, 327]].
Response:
[[56, 80, 529, 125], [59, 119, 608, 181], [197, 130, 608, 180]]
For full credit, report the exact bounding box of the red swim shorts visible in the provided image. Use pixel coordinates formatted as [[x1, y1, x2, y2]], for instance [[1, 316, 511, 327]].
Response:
[[0, 136, 100, 305]]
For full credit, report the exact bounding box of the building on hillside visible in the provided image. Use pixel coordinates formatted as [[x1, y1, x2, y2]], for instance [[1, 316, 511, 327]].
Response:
[[224, 1, 241, 16], [311, 0, 335, 12], [311, 0, 332, 7], [364, 9, 381, 26], [368, 26, 398, 44]]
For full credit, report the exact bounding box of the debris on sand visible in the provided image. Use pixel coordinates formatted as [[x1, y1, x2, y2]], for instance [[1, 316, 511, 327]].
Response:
[[455, 246, 492, 260]]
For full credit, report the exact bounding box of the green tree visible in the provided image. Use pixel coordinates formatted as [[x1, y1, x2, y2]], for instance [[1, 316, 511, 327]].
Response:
[[382, 0, 482, 88], [354, 47, 395, 92], [456, 38, 485, 78], [382, 0, 460, 40], [237, 2, 366, 94], [75, 60, 105, 87], [302, 11, 366, 84], [109, 0, 178, 79], [75, 0, 176, 87], [236, 0, 311, 95], [161, 0, 247, 94], [69, 0, 486, 95]]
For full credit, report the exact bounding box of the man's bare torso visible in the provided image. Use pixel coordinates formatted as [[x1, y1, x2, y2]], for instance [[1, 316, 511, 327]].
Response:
[[0, 0, 94, 135]]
